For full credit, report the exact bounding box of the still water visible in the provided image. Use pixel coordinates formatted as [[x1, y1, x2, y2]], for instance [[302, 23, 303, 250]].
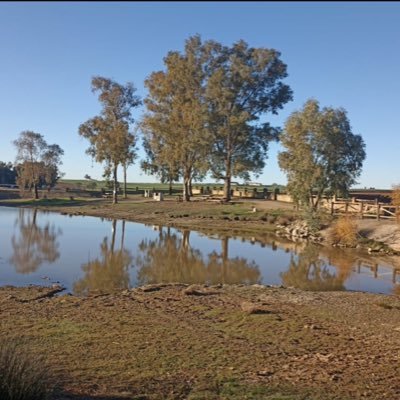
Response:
[[0, 207, 399, 296]]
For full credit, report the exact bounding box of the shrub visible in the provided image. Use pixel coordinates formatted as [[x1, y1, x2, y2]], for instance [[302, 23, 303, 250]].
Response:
[[391, 184, 400, 223], [0, 339, 51, 400], [330, 216, 359, 247], [302, 207, 332, 234]]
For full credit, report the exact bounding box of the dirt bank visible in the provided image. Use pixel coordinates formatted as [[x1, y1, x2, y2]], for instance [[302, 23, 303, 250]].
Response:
[[1, 284, 400, 399]]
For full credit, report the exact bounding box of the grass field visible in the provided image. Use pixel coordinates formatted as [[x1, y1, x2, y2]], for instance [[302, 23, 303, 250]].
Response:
[[59, 179, 285, 193]]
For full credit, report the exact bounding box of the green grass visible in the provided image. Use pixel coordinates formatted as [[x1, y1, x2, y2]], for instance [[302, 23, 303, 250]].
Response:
[[59, 179, 284, 193]]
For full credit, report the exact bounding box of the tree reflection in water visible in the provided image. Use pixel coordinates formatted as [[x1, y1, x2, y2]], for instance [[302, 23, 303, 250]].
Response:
[[10, 209, 61, 274], [135, 227, 261, 285], [280, 244, 351, 291], [73, 220, 133, 295]]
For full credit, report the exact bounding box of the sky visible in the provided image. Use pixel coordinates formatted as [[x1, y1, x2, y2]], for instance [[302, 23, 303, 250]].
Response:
[[0, 1, 399, 189]]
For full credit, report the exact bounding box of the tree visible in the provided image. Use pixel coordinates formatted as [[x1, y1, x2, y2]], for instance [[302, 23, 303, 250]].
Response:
[[13, 131, 64, 199], [78, 77, 141, 204], [141, 36, 210, 201], [41, 144, 64, 190], [0, 162, 16, 184], [278, 100, 366, 210], [205, 39, 292, 200]]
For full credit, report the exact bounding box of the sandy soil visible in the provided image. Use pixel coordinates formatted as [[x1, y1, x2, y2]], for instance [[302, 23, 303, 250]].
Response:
[[357, 219, 400, 251]]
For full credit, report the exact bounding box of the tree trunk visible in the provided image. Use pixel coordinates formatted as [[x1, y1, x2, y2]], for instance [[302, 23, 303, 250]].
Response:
[[183, 177, 190, 201], [223, 154, 232, 202], [169, 179, 173, 195], [33, 183, 39, 200], [112, 165, 118, 204], [123, 164, 127, 199], [183, 169, 191, 201], [188, 178, 193, 197]]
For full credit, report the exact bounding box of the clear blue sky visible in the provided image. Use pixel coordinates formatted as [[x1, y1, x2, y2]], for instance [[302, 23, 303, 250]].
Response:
[[0, 1, 399, 188]]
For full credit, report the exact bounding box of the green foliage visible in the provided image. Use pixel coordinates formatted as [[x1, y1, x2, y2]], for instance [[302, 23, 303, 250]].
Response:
[[301, 207, 329, 234], [0, 161, 17, 185], [278, 99, 366, 209], [13, 131, 64, 199], [142, 35, 292, 201], [0, 339, 51, 400], [79, 77, 141, 204], [142, 36, 210, 201], [205, 39, 293, 200]]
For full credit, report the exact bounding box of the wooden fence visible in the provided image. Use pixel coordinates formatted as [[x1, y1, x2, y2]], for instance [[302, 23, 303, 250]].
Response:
[[327, 200, 399, 220]]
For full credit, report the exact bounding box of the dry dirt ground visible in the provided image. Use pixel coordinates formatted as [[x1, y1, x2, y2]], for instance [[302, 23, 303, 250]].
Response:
[[356, 219, 400, 252], [1, 284, 400, 400]]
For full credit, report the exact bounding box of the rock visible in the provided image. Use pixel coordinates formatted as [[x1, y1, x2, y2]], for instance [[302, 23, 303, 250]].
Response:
[[257, 369, 274, 377], [240, 301, 273, 314], [183, 285, 219, 296], [140, 285, 162, 293]]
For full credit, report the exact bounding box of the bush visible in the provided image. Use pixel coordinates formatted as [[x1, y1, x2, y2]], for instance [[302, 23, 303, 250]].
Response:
[[330, 216, 359, 247], [0, 339, 51, 400], [391, 184, 400, 223], [302, 208, 332, 234]]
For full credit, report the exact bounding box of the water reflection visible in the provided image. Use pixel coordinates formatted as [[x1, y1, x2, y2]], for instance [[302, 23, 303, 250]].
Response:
[[2, 206, 400, 295], [135, 227, 261, 285], [281, 245, 347, 291], [10, 209, 61, 274], [73, 220, 133, 295]]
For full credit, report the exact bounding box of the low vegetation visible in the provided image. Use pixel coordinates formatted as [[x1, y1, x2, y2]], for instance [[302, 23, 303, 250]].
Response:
[[0, 339, 51, 400], [329, 216, 359, 247]]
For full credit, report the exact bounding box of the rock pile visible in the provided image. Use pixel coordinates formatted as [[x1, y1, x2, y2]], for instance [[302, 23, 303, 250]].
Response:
[[275, 220, 323, 243]]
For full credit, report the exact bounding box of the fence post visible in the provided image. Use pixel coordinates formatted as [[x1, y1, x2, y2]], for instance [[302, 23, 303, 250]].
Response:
[[377, 203, 381, 220], [330, 201, 334, 215], [345, 202, 349, 215], [360, 202, 364, 219]]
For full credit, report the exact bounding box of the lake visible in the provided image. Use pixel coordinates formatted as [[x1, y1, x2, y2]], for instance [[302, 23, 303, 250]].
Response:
[[0, 206, 399, 296]]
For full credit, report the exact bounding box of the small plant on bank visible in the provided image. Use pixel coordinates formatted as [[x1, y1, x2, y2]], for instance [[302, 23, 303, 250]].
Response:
[[0, 339, 51, 400], [330, 215, 359, 247], [301, 207, 330, 234], [391, 184, 400, 223]]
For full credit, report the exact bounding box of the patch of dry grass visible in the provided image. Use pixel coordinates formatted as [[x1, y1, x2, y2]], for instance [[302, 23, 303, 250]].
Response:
[[330, 216, 359, 247], [0, 339, 52, 400]]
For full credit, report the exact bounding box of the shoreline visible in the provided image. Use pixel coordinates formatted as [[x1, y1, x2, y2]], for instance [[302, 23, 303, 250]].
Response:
[[1, 196, 399, 254]]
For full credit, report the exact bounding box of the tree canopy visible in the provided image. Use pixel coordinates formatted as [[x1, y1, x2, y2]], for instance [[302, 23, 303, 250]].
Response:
[[141, 36, 292, 201], [13, 131, 64, 199], [205, 39, 293, 200], [141, 36, 210, 201], [79, 77, 141, 204], [278, 99, 366, 209]]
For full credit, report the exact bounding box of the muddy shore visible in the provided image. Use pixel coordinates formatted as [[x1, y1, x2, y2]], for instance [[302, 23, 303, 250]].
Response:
[[1, 284, 400, 399]]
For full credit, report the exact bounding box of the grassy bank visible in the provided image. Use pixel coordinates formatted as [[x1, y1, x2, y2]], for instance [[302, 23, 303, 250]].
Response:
[[0, 196, 297, 238]]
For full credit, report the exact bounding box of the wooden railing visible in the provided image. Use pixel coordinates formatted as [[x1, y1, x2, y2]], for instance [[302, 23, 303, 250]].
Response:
[[327, 200, 399, 220]]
